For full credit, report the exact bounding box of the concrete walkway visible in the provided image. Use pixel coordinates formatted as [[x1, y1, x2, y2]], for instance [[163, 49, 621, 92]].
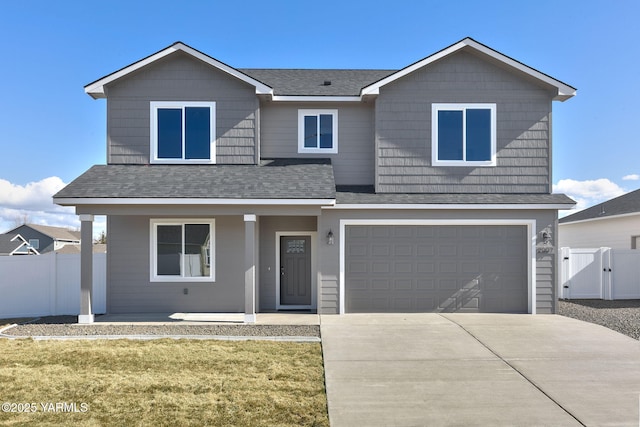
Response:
[[320, 313, 640, 426]]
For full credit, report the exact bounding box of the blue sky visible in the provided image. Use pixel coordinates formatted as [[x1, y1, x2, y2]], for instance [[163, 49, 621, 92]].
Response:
[[0, 0, 638, 235]]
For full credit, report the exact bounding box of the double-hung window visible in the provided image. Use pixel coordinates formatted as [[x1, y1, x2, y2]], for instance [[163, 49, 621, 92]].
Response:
[[298, 109, 338, 153], [150, 102, 216, 163], [432, 103, 496, 166], [150, 219, 215, 282]]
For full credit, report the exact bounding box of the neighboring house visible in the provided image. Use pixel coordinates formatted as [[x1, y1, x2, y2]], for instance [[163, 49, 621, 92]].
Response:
[[0, 234, 40, 256], [55, 243, 107, 254], [559, 188, 640, 249], [2, 224, 81, 253], [54, 38, 576, 323]]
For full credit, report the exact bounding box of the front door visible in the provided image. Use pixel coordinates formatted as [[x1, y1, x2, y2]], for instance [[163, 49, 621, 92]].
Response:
[[280, 236, 312, 306]]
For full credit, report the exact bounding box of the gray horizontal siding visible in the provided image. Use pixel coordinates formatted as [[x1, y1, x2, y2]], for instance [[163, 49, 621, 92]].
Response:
[[260, 102, 374, 186], [375, 50, 555, 194], [258, 216, 317, 311], [106, 51, 258, 165], [107, 215, 245, 313]]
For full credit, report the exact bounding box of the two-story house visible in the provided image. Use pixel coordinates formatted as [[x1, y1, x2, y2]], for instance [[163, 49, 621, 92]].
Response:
[[54, 38, 575, 323], [2, 223, 81, 253]]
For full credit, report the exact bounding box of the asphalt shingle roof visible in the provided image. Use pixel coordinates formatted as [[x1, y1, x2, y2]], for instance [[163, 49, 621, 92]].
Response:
[[239, 69, 396, 96], [0, 235, 23, 255], [559, 188, 640, 223], [336, 186, 576, 205], [54, 159, 336, 200]]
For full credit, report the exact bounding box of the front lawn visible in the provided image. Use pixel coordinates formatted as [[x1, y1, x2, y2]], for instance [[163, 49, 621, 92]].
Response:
[[0, 339, 328, 426]]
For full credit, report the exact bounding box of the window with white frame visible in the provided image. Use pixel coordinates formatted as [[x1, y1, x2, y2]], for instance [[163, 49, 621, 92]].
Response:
[[150, 102, 216, 163], [150, 219, 215, 282], [431, 103, 496, 166], [298, 109, 338, 153]]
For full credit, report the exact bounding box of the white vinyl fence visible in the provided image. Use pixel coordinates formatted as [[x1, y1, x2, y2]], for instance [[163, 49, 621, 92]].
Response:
[[560, 247, 640, 300], [0, 253, 106, 318]]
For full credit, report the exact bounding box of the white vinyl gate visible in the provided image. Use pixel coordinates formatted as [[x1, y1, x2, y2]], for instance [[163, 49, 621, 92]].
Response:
[[560, 248, 640, 300], [0, 253, 106, 318]]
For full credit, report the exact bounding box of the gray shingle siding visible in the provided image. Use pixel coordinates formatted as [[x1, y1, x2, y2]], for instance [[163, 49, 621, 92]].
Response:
[[106, 51, 258, 165], [375, 51, 555, 194]]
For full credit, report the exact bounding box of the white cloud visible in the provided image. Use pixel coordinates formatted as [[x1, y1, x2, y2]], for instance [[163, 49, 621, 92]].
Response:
[[0, 176, 67, 211], [0, 177, 105, 239], [622, 174, 640, 181], [554, 178, 626, 214]]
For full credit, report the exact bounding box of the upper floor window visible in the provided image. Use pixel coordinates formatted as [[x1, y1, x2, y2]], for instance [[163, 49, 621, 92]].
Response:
[[150, 102, 216, 164], [432, 103, 496, 167], [298, 109, 338, 154], [28, 239, 39, 249]]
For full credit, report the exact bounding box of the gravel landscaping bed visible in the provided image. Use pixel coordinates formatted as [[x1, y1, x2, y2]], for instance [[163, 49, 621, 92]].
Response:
[[1, 316, 320, 339], [558, 299, 640, 340]]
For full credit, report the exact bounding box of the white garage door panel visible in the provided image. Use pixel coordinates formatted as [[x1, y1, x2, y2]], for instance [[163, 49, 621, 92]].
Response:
[[345, 225, 528, 313]]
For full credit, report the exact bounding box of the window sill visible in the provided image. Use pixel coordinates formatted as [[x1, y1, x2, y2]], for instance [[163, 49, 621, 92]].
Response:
[[297, 148, 338, 154], [432, 160, 496, 167]]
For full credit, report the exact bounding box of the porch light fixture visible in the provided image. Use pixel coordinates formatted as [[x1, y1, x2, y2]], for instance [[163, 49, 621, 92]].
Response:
[[542, 231, 551, 245], [327, 229, 334, 245]]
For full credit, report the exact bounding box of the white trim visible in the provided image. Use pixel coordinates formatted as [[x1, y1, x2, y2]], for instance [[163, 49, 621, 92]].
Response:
[[244, 214, 257, 222], [85, 42, 273, 99], [360, 38, 575, 101], [149, 218, 216, 283], [150, 101, 216, 164], [273, 96, 361, 102], [297, 109, 338, 154], [432, 103, 496, 167], [326, 203, 574, 210], [55, 198, 336, 206], [8, 234, 40, 256], [275, 231, 317, 311], [244, 314, 257, 323], [79, 214, 94, 222], [338, 219, 536, 315], [78, 314, 95, 324], [559, 211, 640, 226]]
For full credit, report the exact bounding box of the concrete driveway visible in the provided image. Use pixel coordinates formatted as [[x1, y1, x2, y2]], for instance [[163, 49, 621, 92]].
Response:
[[320, 314, 640, 426]]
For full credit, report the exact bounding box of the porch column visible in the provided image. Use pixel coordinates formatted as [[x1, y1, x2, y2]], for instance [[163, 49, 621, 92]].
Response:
[[244, 214, 257, 323], [78, 214, 94, 324]]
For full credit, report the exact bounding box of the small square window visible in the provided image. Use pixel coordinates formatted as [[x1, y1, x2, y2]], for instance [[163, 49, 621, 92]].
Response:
[[298, 109, 338, 153], [151, 102, 216, 164], [432, 103, 496, 166], [29, 239, 39, 249]]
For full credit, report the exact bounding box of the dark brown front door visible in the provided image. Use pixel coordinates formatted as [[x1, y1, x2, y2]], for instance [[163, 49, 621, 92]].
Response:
[[280, 236, 312, 306]]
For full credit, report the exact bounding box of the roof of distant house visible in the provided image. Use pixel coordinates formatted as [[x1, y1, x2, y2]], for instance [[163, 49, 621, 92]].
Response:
[[559, 188, 640, 224], [56, 244, 106, 254], [2, 223, 81, 241]]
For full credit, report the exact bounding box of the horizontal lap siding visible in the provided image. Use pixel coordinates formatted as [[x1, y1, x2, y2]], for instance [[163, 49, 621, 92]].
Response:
[[106, 52, 258, 165], [107, 215, 245, 313], [257, 216, 317, 311], [375, 50, 554, 194], [260, 103, 374, 185]]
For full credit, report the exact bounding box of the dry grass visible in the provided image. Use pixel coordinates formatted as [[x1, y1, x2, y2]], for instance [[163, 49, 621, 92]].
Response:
[[0, 339, 328, 426], [0, 318, 33, 329]]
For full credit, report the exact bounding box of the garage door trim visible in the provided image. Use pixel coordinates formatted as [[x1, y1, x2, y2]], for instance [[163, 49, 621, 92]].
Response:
[[339, 219, 536, 314]]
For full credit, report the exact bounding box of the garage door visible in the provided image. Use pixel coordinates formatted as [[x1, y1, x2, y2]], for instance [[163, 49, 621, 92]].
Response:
[[345, 225, 528, 313]]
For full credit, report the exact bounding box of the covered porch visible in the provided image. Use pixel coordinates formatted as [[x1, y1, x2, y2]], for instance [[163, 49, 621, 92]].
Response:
[[52, 160, 336, 324]]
